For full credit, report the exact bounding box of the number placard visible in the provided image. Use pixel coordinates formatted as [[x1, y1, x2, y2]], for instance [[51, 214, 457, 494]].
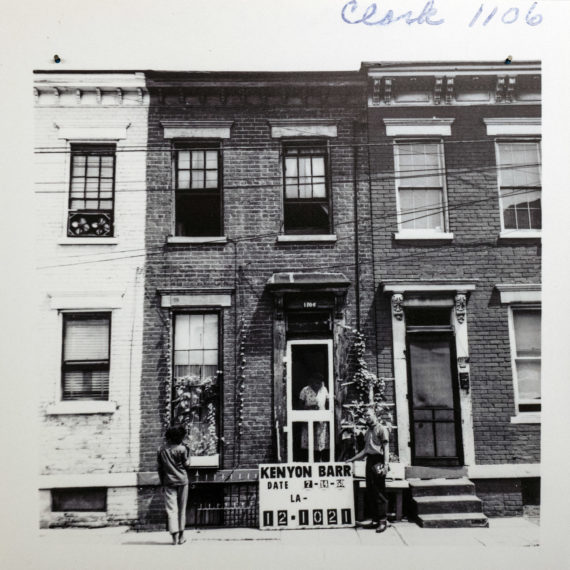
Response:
[[259, 463, 355, 530]]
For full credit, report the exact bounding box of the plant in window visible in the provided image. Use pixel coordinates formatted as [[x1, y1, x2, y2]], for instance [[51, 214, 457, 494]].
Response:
[[172, 373, 220, 456]]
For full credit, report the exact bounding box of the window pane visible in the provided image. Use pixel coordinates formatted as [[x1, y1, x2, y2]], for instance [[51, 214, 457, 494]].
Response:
[[189, 315, 204, 349], [178, 170, 190, 189], [501, 189, 541, 230], [498, 142, 541, 187], [174, 315, 190, 350], [513, 310, 541, 356], [203, 314, 218, 349], [285, 157, 298, 177], [312, 157, 325, 177], [63, 370, 109, 399], [86, 156, 101, 177], [174, 350, 189, 366], [191, 171, 205, 189], [205, 170, 218, 188], [178, 151, 190, 170], [188, 350, 204, 365], [516, 360, 541, 401], [399, 189, 444, 230], [298, 157, 311, 179], [299, 181, 312, 199], [205, 151, 218, 169], [398, 143, 441, 187], [285, 181, 298, 199], [175, 192, 221, 237], [64, 317, 109, 361], [434, 422, 457, 457], [203, 349, 218, 366], [414, 421, 435, 457], [312, 182, 326, 199], [191, 151, 205, 169]]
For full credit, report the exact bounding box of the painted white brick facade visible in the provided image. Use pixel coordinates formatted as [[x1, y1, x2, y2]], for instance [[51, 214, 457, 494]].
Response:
[[35, 73, 148, 527]]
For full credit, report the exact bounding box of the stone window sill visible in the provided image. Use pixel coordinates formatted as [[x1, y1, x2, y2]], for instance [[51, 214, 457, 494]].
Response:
[[277, 234, 337, 243], [46, 401, 118, 415], [499, 230, 541, 240], [58, 237, 119, 245], [167, 236, 228, 245], [189, 454, 220, 468], [510, 413, 541, 424], [393, 231, 454, 242]]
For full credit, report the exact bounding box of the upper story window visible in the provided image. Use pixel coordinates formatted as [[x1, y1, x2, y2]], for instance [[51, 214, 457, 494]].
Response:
[[394, 141, 448, 233], [174, 143, 222, 237], [509, 307, 541, 413], [62, 313, 111, 400], [496, 141, 541, 231], [283, 141, 331, 235], [68, 145, 115, 237]]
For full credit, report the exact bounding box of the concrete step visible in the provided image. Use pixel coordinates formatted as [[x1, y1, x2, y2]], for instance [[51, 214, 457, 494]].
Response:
[[414, 495, 483, 515], [405, 466, 467, 479], [417, 512, 489, 529], [408, 478, 476, 497]]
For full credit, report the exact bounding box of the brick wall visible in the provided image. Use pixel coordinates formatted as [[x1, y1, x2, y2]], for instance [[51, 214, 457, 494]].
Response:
[[367, 103, 541, 465], [139, 74, 378, 483]]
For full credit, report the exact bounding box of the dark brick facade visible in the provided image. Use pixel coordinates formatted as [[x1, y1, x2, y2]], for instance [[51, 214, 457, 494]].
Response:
[[367, 102, 541, 466], [139, 72, 377, 485]]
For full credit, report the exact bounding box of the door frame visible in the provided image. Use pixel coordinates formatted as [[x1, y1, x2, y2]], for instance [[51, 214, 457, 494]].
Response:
[[285, 338, 335, 463], [405, 328, 464, 466], [385, 284, 476, 469]]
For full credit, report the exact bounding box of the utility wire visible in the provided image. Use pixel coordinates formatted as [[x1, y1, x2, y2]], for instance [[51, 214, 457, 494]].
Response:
[[32, 136, 540, 154], [35, 187, 539, 269]]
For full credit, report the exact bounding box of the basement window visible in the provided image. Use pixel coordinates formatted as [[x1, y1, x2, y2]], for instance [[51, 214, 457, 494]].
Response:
[[51, 488, 107, 512]]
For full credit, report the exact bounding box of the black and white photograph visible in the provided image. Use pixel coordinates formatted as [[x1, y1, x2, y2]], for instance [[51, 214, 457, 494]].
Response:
[[1, 1, 569, 568]]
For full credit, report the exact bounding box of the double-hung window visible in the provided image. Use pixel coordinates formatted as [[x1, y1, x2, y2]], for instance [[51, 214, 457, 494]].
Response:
[[173, 313, 220, 457], [496, 141, 541, 231], [283, 141, 330, 234], [510, 307, 541, 413], [62, 313, 111, 400], [394, 141, 448, 233], [68, 144, 115, 237], [174, 143, 221, 236]]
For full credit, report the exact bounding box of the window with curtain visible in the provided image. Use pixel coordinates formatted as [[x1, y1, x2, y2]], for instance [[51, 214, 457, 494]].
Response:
[[62, 313, 111, 400], [395, 141, 447, 232], [173, 313, 220, 456], [68, 144, 115, 237], [174, 143, 222, 236], [497, 141, 541, 231], [283, 141, 330, 234], [511, 307, 541, 412]]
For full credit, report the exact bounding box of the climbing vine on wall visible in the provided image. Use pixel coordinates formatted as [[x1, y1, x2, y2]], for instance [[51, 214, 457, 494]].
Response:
[[341, 329, 394, 438]]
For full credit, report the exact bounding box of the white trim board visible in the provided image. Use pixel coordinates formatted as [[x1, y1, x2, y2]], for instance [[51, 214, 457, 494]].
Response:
[[39, 473, 137, 489]]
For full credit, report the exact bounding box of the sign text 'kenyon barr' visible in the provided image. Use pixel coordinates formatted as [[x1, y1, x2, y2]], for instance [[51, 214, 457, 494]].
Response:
[[340, 1, 543, 27], [259, 463, 355, 530]]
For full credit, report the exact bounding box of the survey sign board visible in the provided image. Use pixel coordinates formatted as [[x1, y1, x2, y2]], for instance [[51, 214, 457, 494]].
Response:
[[258, 463, 355, 530]]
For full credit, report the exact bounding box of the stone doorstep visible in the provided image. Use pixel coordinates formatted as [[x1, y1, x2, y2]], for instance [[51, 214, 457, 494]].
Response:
[[417, 513, 490, 529]]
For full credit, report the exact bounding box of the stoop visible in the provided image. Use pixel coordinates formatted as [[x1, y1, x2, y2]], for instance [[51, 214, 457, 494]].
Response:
[[408, 478, 489, 529]]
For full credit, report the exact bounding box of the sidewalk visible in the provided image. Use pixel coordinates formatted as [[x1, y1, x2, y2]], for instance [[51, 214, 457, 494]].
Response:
[[38, 517, 539, 548]]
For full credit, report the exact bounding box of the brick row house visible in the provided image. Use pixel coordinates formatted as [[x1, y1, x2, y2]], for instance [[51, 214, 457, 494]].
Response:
[[35, 62, 541, 528], [35, 72, 149, 526], [362, 62, 541, 523]]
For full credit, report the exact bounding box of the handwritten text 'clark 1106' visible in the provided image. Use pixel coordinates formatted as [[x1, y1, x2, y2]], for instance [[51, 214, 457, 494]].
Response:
[[341, 1, 543, 27]]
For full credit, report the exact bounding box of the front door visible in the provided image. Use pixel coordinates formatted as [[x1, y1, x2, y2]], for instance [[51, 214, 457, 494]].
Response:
[[286, 340, 334, 463], [407, 330, 463, 466]]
